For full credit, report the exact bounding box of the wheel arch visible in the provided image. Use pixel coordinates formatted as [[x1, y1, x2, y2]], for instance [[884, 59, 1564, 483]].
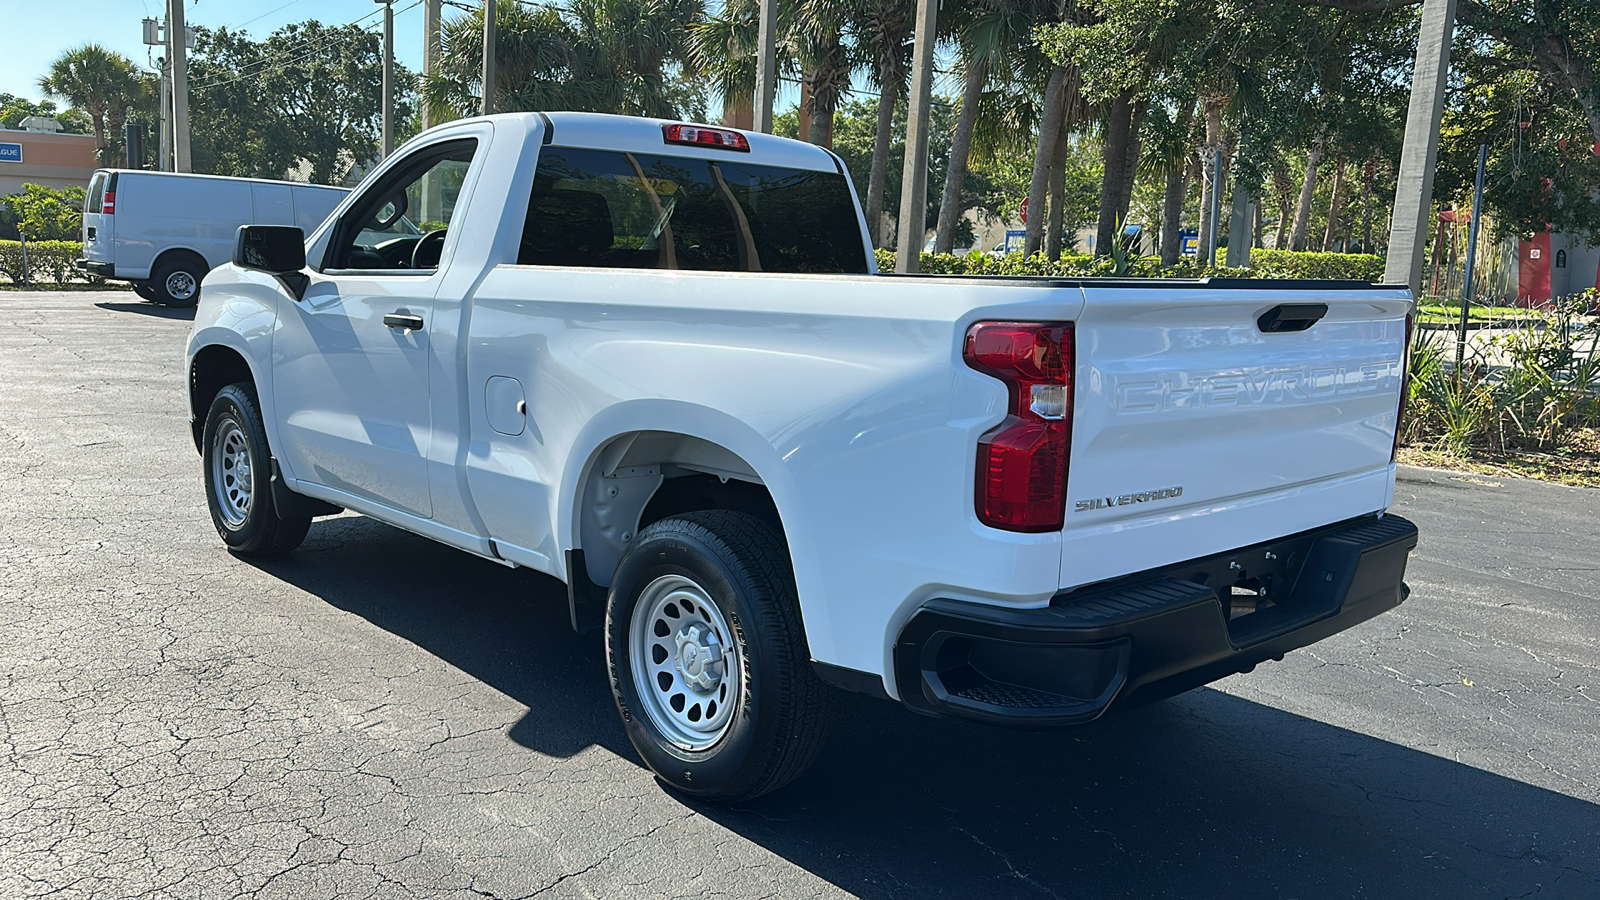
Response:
[[152, 245, 211, 277], [187, 339, 261, 453], [558, 401, 832, 656]]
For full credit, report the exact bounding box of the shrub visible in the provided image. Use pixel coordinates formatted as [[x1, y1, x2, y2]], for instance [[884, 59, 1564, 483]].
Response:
[[1404, 299, 1600, 456], [0, 239, 87, 284], [876, 247, 1381, 282], [0, 183, 86, 242]]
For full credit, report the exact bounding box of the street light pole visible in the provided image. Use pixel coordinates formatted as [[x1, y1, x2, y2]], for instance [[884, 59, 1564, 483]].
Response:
[[754, 0, 776, 133], [377, 0, 395, 157], [168, 0, 191, 173], [481, 0, 496, 116], [894, 0, 939, 273]]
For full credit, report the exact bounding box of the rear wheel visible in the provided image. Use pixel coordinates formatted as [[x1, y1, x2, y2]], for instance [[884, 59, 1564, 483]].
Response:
[[131, 281, 159, 301], [150, 255, 204, 307], [606, 510, 825, 802], [202, 384, 310, 555]]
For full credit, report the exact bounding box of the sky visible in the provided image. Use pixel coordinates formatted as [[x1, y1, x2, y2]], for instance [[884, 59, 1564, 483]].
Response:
[[0, 0, 430, 101]]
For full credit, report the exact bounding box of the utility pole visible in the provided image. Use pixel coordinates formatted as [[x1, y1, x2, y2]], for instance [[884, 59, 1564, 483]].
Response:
[[481, 0, 496, 116], [377, 0, 395, 157], [1384, 0, 1457, 294], [894, 0, 939, 273], [422, 0, 441, 129], [159, 58, 172, 171], [754, 0, 777, 133], [168, 0, 191, 173]]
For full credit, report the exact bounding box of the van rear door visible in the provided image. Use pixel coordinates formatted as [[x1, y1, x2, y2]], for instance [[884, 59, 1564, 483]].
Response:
[[81, 170, 115, 265]]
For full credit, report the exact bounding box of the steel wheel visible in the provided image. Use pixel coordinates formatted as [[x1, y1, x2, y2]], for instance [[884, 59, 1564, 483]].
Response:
[[165, 269, 198, 302], [210, 416, 254, 529], [629, 573, 743, 751]]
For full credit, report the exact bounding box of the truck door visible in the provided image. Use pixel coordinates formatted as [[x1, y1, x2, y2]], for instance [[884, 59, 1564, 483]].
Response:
[[272, 138, 480, 519]]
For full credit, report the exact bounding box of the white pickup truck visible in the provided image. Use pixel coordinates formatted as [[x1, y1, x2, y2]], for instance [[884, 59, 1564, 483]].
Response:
[[186, 112, 1418, 801]]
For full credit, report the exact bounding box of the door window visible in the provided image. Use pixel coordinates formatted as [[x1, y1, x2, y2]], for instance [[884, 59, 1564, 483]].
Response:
[[324, 139, 477, 272]]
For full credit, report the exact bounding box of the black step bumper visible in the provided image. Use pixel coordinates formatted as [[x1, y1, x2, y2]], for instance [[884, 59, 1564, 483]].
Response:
[[78, 259, 115, 277], [893, 514, 1418, 726]]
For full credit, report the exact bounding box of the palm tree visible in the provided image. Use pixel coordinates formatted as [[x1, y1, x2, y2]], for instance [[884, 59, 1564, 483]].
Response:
[[423, 0, 703, 122], [845, 0, 917, 246], [39, 44, 145, 165], [933, 0, 1052, 253]]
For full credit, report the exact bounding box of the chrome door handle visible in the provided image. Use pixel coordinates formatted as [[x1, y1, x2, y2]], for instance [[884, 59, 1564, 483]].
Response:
[[383, 313, 425, 331]]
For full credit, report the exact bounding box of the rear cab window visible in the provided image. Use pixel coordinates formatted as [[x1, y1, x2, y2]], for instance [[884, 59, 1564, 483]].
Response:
[[519, 147, 867, 274]]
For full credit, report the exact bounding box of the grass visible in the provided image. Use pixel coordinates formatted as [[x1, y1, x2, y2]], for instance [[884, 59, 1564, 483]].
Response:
[[1416, 303, 1539, 326], [0, 282, 131, 291]]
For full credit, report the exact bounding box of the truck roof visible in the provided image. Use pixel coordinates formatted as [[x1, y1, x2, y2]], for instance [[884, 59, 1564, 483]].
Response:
[[468, 111, 846, 175]]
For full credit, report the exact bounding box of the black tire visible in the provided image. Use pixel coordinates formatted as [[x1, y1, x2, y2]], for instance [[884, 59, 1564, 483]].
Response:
[[131, 281, 159, 301], [150, 255, 205, 307], [606, 510, 825, 802], [202, 384, 310, 556]]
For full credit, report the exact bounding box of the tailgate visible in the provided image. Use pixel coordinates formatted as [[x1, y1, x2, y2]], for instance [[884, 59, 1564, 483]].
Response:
[[1062, 281, 1412, 587]]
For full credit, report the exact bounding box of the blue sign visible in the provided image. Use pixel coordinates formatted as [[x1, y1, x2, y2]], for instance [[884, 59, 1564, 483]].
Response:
[[1003, 229, 1027, 254], [0, 143, 21, 163]]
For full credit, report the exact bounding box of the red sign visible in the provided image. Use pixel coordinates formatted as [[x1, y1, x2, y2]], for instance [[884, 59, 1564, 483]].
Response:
[[1020, 196, 1029, 225]]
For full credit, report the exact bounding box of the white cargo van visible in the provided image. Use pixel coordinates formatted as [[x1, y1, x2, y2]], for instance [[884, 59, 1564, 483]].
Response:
[[78, 170, 347, 306]]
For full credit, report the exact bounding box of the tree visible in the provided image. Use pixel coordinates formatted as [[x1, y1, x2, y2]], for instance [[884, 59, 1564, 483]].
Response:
[[2, 183, 86, 241], [0, 94, 90, 133], [425, 0, 704, 124], [933, 0, 1057, 253], [37, 45, 146, 165], [189, 22, 412, 183], [848, 0, 918, 247]]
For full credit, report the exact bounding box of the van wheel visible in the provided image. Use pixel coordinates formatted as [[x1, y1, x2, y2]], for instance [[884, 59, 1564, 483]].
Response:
[[151, 256, 204, 307], [606, 511, 825, 802], [131, 282, 159, 302], [202, 384, 310, 556]]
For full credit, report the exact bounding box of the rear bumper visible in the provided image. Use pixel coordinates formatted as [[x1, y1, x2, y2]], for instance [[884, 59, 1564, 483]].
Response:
[[78, 259, 115, 278], [893, 514, 1418, 726]]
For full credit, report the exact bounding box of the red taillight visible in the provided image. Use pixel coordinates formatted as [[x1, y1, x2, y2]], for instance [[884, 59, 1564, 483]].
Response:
[[964, 322, 1074, 532], [102, 190, 115, 214], [1392, 312, 1414, 462], [662, 123, 750, 152]]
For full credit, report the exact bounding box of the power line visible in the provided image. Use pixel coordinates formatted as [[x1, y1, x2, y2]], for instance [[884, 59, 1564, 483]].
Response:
[[233, 0, 310, 30]]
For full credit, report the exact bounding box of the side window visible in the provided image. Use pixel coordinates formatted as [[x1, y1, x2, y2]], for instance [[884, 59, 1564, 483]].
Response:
[[518, 147, 867, 274], [325, 139, 477, 272]]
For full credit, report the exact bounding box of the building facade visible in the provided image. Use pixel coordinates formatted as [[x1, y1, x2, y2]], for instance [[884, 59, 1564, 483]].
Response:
[[0, 128, 98, 197]]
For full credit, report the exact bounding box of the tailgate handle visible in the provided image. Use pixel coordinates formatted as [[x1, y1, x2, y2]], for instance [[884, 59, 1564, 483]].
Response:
[[1257, 303, 1328, 333]]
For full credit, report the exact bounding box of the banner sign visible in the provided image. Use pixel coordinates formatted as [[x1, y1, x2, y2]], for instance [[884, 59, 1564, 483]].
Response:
[[0, 143, 21, 162]]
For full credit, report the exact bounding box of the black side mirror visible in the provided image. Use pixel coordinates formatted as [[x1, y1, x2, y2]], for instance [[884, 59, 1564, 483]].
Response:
[[234, 225, 308, 299]]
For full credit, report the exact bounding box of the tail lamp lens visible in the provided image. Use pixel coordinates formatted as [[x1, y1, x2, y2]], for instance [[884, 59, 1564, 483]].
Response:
[[662, 123, 751, 152], [964, 322, 1075, 532], [102, 191, 115, 214]]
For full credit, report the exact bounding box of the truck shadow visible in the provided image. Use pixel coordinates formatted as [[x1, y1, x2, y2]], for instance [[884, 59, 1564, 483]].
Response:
[[94, 301, 196, 320], [248, 513, 1599, 900]]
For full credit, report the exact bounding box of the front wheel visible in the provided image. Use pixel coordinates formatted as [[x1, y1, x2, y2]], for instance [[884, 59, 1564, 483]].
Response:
[[606, 511, 825, 802], [202, 384, 310, 555]]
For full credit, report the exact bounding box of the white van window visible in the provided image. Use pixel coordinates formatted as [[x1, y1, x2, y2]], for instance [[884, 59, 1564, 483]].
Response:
[[86, 172, 110, 214]]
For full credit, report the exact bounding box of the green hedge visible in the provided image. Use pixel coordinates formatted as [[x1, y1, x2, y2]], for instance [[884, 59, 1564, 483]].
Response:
[[876, 247, 1384, 282], [0, 240, 93, 285]]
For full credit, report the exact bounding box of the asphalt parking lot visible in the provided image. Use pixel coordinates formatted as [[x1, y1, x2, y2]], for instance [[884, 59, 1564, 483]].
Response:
[[2, 290, 1597, 899]]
